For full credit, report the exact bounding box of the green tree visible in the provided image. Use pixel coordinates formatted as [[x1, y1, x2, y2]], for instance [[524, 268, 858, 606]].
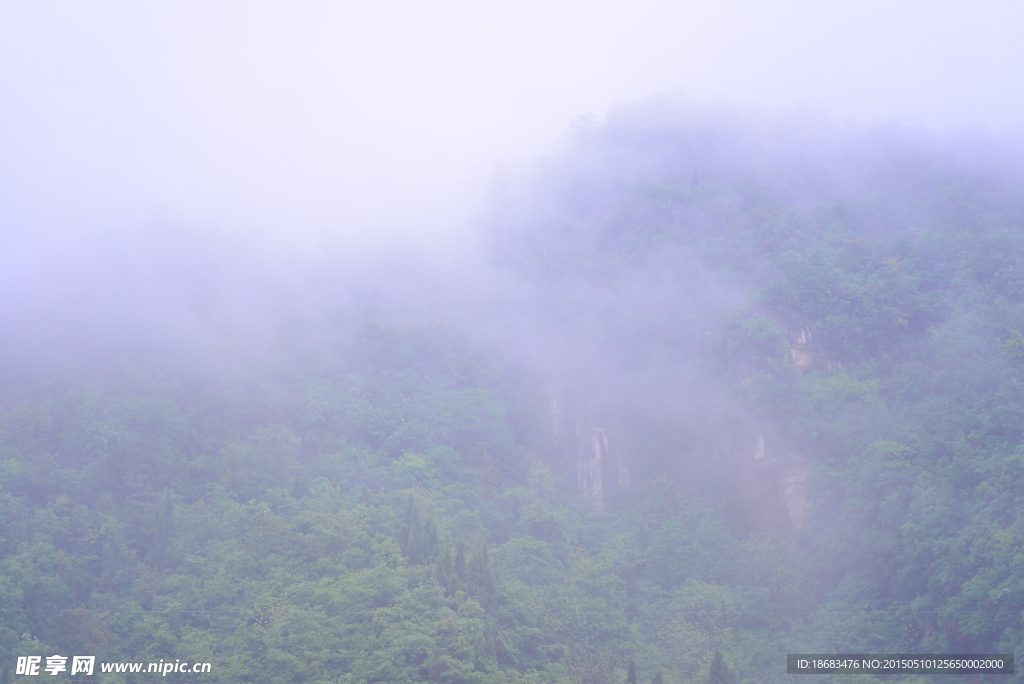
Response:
[[708, 651, 736, 684]]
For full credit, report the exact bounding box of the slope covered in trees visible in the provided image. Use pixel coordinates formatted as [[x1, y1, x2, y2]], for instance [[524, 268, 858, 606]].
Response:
[[2, 103, 1024, 683]]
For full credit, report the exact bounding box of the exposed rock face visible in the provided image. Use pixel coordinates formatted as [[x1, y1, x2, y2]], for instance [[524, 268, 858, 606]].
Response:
[[545, 384, 630, 510], [749, 426, 809, 529], [544, 384, 807, 528], [787, 326, 842, 372], [789, 327, 814, 370], [778, 464, 809, 529]]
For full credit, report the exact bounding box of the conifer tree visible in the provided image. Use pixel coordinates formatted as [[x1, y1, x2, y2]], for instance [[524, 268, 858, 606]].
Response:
[[468, 543, 495, 608], [398, 495, 439, 564], [399, 495, 420, 558], [423, 515, 439, 559], [709, 651, 736, 684], [436, 544, 453, 595], [473, 631, 492, 671], [454, 541, 467, 584]]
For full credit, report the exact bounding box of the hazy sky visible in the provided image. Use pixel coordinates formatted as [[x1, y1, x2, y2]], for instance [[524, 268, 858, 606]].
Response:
[[1, 1, 1022, 240]]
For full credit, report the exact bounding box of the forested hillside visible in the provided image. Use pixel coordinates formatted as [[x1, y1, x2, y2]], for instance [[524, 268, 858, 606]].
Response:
[[3, 105, 1024, 684]]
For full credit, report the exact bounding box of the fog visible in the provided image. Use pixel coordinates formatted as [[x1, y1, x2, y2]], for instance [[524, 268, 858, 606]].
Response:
[[0, 1, 1022, 522], [2, 1, 1022, 373], [2, 1, 1022, 239], [6, 5, 1024, 679]]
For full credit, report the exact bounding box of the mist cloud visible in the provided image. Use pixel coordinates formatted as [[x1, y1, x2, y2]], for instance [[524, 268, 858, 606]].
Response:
[[2, 2, 1021, 243]]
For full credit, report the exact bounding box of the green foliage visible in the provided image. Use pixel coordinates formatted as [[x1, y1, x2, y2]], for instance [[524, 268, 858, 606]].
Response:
[[708, 651, 737, 684], [7, 123, 1024, 684]]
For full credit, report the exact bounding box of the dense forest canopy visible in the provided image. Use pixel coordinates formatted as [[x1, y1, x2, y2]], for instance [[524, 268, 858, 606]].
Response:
[[3, 102, 1024, 684]]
